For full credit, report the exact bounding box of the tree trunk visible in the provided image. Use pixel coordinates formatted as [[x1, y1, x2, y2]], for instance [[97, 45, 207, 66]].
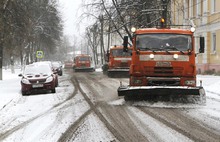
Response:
[[100, 15, 104, 65]]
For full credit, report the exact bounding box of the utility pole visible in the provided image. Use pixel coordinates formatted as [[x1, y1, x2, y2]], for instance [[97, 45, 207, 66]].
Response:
[[0, 33, 3, 80], [99, 15, 105, 65], [0, 8, 4, 80]]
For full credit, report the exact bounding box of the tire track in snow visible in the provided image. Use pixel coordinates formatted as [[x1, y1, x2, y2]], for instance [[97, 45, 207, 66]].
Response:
[[76, 73, 149, 141], [58, 75, 123, 142], [138, 107, 220, 142]]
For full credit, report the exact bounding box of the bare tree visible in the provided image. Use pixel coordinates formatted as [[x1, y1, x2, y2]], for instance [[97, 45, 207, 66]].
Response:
[[79, 0, 172, 66], [85, 24, 100, 66]]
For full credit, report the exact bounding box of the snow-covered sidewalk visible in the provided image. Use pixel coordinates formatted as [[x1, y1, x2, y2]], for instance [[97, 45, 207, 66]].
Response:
[[0, 69, 21, 109], [1, 70, 220, 109]]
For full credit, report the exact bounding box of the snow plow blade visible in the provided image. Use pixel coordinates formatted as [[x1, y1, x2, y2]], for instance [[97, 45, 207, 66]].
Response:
[[118, 86, 205, 96], [74, 67, 95, 72]]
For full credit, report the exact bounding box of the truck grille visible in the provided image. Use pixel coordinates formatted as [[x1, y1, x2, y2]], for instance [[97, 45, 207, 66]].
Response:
[[154, 67, 173, 74], [147, 77, 180, 86], [119, 62, 128, 67]]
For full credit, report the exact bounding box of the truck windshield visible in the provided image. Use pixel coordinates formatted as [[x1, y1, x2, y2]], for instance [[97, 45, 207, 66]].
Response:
[[79, 57, 90, 61], [136, 33, 192, 51], [112, 49, 132, 57]]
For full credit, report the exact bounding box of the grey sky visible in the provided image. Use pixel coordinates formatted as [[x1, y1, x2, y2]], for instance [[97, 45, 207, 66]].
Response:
[[58, 0, 83, 36]]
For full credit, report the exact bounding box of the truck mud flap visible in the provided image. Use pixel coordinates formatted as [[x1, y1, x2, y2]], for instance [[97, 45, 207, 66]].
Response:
[[118, 86, 205, 96]]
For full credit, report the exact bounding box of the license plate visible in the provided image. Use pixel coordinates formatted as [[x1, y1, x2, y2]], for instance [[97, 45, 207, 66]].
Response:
[[32, 84, 43, 88], [156, 61, 171, 67]]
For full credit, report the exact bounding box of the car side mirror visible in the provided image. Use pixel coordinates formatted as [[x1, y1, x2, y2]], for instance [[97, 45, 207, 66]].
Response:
[[18, 73, 22, 77]]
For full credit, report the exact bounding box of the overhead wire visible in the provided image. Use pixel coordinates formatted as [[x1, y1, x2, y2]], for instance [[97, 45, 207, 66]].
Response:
[[170, 0, 206, 14]]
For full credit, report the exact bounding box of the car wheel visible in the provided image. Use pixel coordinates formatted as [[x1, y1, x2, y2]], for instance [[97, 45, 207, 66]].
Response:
[[51, 88, 56, 93], [55, 78, 58, 87], [22, 91, 29, 96]]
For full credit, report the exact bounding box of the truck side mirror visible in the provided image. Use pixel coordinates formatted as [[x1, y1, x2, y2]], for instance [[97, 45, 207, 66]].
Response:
[[199, 37, 205, 53], [123, 36, 128, 52]]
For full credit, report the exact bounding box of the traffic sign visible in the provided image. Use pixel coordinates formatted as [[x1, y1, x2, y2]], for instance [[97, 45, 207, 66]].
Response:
[[36, 51, 44, 58]]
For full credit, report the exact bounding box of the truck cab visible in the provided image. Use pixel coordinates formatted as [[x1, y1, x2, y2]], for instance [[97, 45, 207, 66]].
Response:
[[118, 27, 206, 103], [103, 45, 132, 77], [73, 54, 94, 72]]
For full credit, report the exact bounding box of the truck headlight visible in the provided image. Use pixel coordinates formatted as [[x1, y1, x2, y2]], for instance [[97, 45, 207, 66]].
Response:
[[185, 80, 196, 85], [173, 54, 178, 59], [149, 54, 154, 59], [190, 27, 196, 32], [131, 27, 136, 33]]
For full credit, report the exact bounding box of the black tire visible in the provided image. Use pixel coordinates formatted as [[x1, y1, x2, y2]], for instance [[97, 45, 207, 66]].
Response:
[[22, 91, 30, 96], [55, 79, 58, 87], [22, 91, 27, 96], [51, 88, 56, 93]]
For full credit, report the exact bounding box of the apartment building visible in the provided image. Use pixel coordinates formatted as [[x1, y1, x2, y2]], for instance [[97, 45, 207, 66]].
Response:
[[172, 0, 220, 73]]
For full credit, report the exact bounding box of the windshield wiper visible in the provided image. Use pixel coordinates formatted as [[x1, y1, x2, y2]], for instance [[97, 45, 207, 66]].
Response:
[[151, 47, 165, 53], [138, 47, 156, 53], [165, 46, 185, 54]]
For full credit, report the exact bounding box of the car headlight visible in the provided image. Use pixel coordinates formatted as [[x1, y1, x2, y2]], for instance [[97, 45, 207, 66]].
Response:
[[185, 80, 196, 85], [21, 78, 31, 84], [45, 76, 53, 83]]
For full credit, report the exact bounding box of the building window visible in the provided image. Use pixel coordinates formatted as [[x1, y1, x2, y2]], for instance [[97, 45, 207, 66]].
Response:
[[196, 0, 201, 16], [190, 0, 194, 18], [211, 0, 216, 13], [211, 33, 216, 53]]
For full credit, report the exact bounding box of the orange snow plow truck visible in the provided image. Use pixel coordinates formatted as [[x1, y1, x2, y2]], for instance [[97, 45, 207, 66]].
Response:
[[103, 45, 132, 77], [118, 25, 206, 104], [73, 54, 94, 72]]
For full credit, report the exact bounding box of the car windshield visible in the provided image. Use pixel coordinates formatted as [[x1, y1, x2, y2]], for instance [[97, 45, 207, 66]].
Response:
[[24, 64, 52, 75], [52, 62, 60, 68], [111, 49, 132, 57], [136, 33, 192, 51]]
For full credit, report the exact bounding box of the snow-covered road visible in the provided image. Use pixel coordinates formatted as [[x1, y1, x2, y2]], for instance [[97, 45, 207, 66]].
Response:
[[0, 69, 220, 142]]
